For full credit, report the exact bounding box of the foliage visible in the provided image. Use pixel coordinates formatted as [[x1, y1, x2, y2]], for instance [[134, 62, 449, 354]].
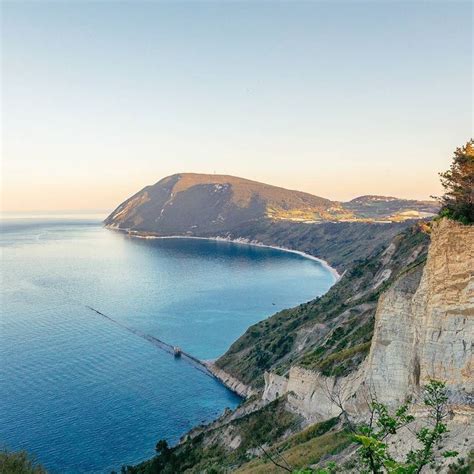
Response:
[[448, 450, 474, 473], [436, 139, 474, 224], [278, 418, 340, 452], [354, 380, 456, 474], [314, 342, 372, 376], [294, 381, 459, 474], [294, 461, 338, 474], [217, 224, 430, 386], [237, 430, 351, 474], [0, 450, 47, 474], [121, 397, 302, 473]]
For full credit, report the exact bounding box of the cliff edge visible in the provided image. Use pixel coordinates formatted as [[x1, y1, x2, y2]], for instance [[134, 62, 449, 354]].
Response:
[[125, 219, 473, 473], [264, 219, 473, 416]]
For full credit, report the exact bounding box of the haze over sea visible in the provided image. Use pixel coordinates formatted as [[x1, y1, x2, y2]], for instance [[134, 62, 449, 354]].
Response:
[[0, 218, 335, 473]]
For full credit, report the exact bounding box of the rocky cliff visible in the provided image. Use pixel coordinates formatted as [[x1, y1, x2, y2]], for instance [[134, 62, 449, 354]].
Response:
[[125, 219, 473, 473], [216, 224, 431, 386], [263, 218, 473, 417], [366, 217, 473, 403]]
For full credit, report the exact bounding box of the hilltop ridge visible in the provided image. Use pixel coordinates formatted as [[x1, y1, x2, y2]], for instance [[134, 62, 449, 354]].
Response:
[[104, 173, 438, 234]]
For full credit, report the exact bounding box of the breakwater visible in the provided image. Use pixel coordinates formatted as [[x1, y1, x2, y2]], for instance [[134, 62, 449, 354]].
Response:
[[85, 305, 246, 396]]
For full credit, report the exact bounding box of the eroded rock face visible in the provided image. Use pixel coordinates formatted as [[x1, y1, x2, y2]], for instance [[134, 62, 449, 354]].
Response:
[[264, 219, 473, 417], [285, 367, 341, 422], [205, 362, 256, 398], [362, 264, 425, 404], [263, 372, 288, 401], [366, 218, 473, 404], [264, 367, 343, 422], [413, 219, 473, 392]]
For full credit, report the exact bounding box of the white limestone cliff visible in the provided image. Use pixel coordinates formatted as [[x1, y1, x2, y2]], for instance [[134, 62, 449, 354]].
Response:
[[365, 217, 473, 405], [263, 219, 473, 419], [205, 362, 256, 398]]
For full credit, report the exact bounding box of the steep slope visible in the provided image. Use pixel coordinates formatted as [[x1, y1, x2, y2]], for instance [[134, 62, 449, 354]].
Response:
[[364, 217, 473, 403], [207, 219, 416, 273], [216, 223, 431, 387], [261, 220, 472, 412], [125, 219, 472, 474]]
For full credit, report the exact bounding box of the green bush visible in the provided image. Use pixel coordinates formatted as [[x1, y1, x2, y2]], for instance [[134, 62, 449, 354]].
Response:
[[0, 450, 46, 474], [436, 139, 474, 225]]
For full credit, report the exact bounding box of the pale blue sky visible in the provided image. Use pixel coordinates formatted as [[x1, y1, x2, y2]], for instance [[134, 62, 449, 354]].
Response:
[[2, 0, 472, 212]]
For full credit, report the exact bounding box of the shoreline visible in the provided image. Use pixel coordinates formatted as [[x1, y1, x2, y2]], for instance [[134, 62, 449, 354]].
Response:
[[110, 227, 341, 281], [105, 225, 341, 398], [203, 361, 255, 399]]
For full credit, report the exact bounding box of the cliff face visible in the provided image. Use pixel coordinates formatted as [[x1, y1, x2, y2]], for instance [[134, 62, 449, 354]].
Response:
[[264, 219, 473, 418], [366, 218, 473, 403], [204, 363, 256, 398], [127, 219, 472, 473], [217, 224, 430, 387]]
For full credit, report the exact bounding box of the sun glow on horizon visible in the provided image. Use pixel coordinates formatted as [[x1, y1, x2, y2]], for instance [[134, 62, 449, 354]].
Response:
[[2, 1, 472, 212]]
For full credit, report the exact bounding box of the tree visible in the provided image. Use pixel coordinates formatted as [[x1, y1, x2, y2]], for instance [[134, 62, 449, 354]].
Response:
[[0, 450, 47, 474], [155, 440, 170, 456], [437, 139, 474, 224], [299, 380, 458, 473], [352, 380, 458, 474]]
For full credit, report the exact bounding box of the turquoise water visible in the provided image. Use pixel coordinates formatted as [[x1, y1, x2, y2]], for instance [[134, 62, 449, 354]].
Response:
[[0, 218, 335, 473]]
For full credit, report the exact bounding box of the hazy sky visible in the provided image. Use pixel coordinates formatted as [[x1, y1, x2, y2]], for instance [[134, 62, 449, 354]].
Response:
[[2, 1, 472, 212]]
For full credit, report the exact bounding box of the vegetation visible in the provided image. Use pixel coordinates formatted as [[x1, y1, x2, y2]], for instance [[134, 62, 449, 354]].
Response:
[[237, 430, 351, 474], [217, 223, 430, 386], [448, 450, 474, 473], [437, 139, 474, 224], [142, 380, 457, 473], [122, 214, 441, 474], [295, 380, 459, 474], [302, 341, 371, 377], [223, 219, 415, 273], [0, 450, 47, 474], [120, 397, 303, 473], [353, 380, 458, 473], [106, 173, 438, 237]]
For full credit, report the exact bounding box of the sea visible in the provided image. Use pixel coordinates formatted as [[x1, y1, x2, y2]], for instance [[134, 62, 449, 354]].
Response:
[[0, 217, 335, 473]]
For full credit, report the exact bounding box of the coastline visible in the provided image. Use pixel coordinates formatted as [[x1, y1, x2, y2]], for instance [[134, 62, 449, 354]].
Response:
[[104, 225, 341, 398], [109, 227, 341, 281], [203, 361, 255, 399]]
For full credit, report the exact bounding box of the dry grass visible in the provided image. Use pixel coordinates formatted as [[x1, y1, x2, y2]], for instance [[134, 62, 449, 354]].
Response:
[[235, 429, 351, 473]]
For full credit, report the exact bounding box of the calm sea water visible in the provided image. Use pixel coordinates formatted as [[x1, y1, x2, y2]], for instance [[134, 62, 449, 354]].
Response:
[[0, 218, 335, 473]]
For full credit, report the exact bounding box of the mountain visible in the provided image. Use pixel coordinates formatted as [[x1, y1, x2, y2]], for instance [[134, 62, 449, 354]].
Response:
[[104, 173, 438, 234], [104, 173, 344, 233], [105, 175, 472, 473]]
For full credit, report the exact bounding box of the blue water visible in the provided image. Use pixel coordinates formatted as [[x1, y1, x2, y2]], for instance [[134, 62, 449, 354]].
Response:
[[0, 218, 335, 473]]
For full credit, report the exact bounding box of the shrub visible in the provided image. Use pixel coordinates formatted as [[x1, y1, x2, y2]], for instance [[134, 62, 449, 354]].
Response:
[[436, 139, 474, 224]]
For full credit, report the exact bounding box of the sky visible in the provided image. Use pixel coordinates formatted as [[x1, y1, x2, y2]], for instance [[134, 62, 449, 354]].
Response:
[[1, 1, 472, 213]]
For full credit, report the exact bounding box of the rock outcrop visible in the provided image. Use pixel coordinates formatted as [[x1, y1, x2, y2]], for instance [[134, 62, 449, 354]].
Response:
[[217, 223, 430, 388], [128, 219, 472, 473], [205, 362, 256, 398], [264, 219, 473, 418], [365, 218, 473, 404]]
